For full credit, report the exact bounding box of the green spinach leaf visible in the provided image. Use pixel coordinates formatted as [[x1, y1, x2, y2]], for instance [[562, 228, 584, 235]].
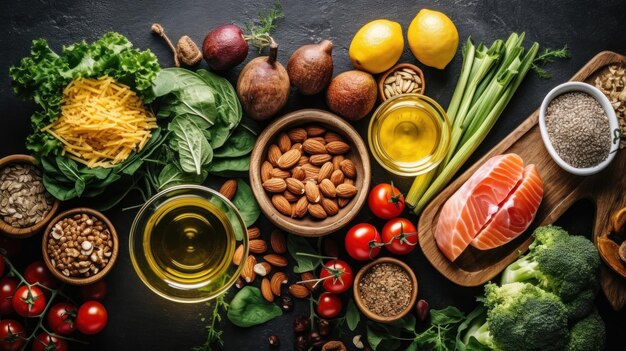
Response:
[[207, 156, 250, 175], [231, 179, 260, 227], [157, 164, 207, 190], [169, 117, 213, 175], [287, 235, 321, 273], [213, 126, 256, 158], [196, 69, 242, 130], [227, 286, 282, 327]]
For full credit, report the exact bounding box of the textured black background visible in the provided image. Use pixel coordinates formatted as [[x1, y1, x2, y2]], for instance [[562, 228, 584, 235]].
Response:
[[1, 0, 625, 350]]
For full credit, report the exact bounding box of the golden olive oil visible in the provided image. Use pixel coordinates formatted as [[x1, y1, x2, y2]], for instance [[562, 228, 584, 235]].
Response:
[[142, 196, 235, 288], [378, 106, 442, 163]]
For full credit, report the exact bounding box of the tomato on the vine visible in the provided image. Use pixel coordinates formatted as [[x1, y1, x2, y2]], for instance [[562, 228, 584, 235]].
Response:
[[24, 261, 59, 289], [80, 280, 107, 301], [47, 302, 77, 335], [317, 292, 342, 319], [0, 319, 26, 351], [76, 301, 107, 335], [381, 217, 418, 255], [319, 260, 353, 294], [0, 278, 18, 316], [368, 183, 405, 219], [345, 223, 381, 260], [31, 332, 68, 351], [12, 285, 46, 317]]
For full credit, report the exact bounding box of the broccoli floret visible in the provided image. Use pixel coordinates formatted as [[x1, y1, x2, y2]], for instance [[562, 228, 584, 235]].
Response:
[[566, 309, 606, 351], [500, 225, 600, 322]]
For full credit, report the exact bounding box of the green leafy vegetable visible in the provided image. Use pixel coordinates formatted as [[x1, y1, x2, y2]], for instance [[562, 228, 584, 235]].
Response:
[[227, 286, 282, 327], [213, 126, 256, 158], [207, 156, 251, 175], [287, 236, 322, 273], [231, 179, 260, 227], [532, 45, 570, 79], [346, 298, 360, 331], [192, 279, 230, 351], [157, 164, 207, 190], [168, 117, 213, 175]]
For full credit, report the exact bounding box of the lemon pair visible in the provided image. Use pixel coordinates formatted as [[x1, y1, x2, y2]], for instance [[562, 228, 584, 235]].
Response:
[[349, 9, 459, 73]]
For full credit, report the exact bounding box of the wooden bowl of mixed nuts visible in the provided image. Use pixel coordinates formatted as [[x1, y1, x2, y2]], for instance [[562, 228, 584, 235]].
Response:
[[353, 257, 418, 323], [249, 109, 371, 237], [378, 63, 425, 101], [0, 154, 59, 237], [42, 208, 119, 285]]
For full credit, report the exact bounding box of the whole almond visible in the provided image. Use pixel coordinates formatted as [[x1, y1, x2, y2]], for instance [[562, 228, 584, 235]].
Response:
[[344, 178, 355, 186], [272, 194, 292, 216], [338, 198, 350, 208], [261, 278, 274, 302], [330, 169, 345, 186], [254, 262, 272, 277], [326, 141, 350, 155], [305, 181, 321, 203], [249, 239, 268, 254], [301, 164, 320, 180], [278, 133, 291, 153], [291, 142, 303, 152], [263, 178, 287, 193], [317, 162, 334, 182], [283, 191, 300, 203], [321, 198, 339, 216], [306, 125, 326, 137], [247, 227, 261, 239], [310, 136, 326, 145], [270, 229, 287, 254], [277, 149, 301, 169], [232, 244, 244, 265], [293, 196, 309, 218], [298, 155, 310, 166], [292, 166, 306, 181], [324, 131, 345, 143], [288, 128, 307, 143], [267, 144, 282, 166], [264, 254, 288, 267], [289, 284, 310, 299], [319, 179, 337, 198], [300, 272, 318, 291], [308, 203, 327, 219], [340, 159, 357, 178], [332, 155, 345, 171], [286, 178, 305, 195], [241, 255, 256, 283], [336, 183, 358, 198], [218, 179, 237, 200], [271, 272, 288, 296], [261, 161, 273, 183], [303, 139, 327, 155], [309, 154, 332, 166], [271, 168, 291, 179]]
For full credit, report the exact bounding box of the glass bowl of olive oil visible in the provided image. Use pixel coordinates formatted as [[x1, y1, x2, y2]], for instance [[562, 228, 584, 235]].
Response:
[[368, 94, 451, 176], [129, 185, 247, 303]]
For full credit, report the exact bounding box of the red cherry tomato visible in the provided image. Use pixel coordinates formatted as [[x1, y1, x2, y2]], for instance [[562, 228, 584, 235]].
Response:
[[0, 319, 26, 351], [47, 302, 77, 335], [80, 280, 107, 301], [76, 301, 108, 335], [0, 278, 18, 316], [381, 218, 418, 255], [319, 260, 353, 294], [368, 183, 405, 219], [12, 285, 46, 317], [317, 292, 342, 319], [345, 223, 381, 260], [31, 332, 68, 351], [24, 261, 59, 289]]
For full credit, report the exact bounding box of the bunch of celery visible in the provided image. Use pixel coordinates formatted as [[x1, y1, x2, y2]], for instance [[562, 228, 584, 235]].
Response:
[[407, 33, 539, 214]]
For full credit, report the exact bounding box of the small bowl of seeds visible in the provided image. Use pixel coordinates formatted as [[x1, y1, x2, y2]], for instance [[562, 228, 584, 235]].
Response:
[[353, 257, 418, 323], [42, 208, 118, 285], [539, 82, 621, 176], [0, 154, 59, 237], [378, 63, 425, 101]]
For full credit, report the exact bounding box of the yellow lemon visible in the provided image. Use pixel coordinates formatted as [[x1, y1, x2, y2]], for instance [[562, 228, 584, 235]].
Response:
[[407, 9, 459, 69], [349, 19, 404, 74]]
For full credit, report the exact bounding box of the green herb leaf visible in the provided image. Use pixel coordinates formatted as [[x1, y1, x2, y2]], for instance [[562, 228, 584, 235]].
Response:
[[169, 117, 213, 175], [287, 235, 321, 273], [430, 307, 466, 325], [366, 321, 402, 351], [346, 298, 360, 331], [243, 0, 285, 52], [231, 179, 260, 227], [227, 286, 282, 327]]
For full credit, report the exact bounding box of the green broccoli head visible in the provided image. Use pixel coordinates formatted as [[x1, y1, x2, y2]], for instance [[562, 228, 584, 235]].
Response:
[[566, 309, 606, 351]]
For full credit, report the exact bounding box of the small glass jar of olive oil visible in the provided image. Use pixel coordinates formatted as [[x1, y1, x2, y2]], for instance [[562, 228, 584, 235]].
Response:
[[368, 94, 451, 176]]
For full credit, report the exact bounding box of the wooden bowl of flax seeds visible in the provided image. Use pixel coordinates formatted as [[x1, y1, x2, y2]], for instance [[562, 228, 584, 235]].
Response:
[[42, 208, 118, 285], [0, 154, 59, 237], [353, 257, 418, 323]]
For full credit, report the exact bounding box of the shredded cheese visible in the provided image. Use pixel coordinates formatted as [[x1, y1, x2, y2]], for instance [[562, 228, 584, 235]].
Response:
[[43, 76, 157, 168]]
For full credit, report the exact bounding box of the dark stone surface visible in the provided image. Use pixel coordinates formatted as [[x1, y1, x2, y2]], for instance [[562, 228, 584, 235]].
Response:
[[1, 0, 624, 350]]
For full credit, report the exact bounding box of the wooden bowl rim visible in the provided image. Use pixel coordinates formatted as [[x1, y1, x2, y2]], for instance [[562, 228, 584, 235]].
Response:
[[0, 154, 60, 237], [353, 257, 419, 323], [596, 207, 626, 279], [42, 207, 119, 286], [249, 109, 371, 237], [378, 63, 426, 102]]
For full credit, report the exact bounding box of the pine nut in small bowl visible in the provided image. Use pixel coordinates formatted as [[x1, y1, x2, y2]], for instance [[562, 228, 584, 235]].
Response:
[[539, 82, 620, 176], [42, 208, 119, 286], [0, 154, 59, 237], [378, 63, 425, 101]]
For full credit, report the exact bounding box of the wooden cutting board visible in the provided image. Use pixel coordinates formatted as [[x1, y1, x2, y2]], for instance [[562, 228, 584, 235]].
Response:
[[418, 51, 626, 309]]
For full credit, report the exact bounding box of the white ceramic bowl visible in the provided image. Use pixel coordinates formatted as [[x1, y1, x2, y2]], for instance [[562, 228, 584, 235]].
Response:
[[539, 82, 620, 176]]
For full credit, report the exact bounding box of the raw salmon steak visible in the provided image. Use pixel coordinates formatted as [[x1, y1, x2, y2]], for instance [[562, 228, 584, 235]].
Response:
[[471, 164, 544, 250], [434, 154, 524, 261]]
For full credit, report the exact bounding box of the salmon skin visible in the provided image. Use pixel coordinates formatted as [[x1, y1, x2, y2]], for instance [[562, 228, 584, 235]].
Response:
[[434, 154, 525, 261]]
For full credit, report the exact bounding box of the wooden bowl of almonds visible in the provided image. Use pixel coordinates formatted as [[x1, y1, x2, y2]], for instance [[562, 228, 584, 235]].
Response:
[[0, 154, 59, 237], [378, 63, 425, 101], [249, 109, 371, 237], [42, 207, 119, 285]]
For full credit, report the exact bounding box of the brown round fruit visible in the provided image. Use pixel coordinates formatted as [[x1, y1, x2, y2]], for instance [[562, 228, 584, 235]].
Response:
[[326, 70, 377, 121], [287, 40, 334, 95], [203, 24, 249, 71]]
